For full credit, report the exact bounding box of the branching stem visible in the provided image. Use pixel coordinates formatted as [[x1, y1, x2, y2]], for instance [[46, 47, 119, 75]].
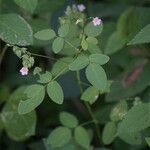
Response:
[[76, 71, 101, 143]]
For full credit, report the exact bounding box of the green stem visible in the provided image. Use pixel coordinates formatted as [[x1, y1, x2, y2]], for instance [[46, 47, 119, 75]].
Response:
[[76, 71, 101, 143], [80, 120, 95, 126], [65, 39, 79, 52], [0, 45, 8, 68]]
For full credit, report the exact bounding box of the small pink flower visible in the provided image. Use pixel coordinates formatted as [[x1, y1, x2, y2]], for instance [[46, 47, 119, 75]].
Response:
[[77, 4, 86, 12], [92, 17, 102, 26], [20, 67, 29, 75]]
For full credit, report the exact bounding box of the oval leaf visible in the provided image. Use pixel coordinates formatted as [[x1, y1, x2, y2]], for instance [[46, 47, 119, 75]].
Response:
[[86, 64, 107, 90], [59, 111, 78, 128], [1, 87, 36, 141], [84, 22, 103, 37], [52, 37, 64, 53], [0, 13, 33, 46], [74, 126, 90, 149], [81, 86, 99, 104], [102, 122, 117, 145], [118, 103, 150, 136], [47, 81, 64, 104], [34, 29, 56, 40], [89, 54, 110, 65], [37, 71, 52, 84], [58, 24, 70, 37], [47, 126, 71, 148], [18, 84, 45, 114], [69, 55, 89, 71], [128, 24, 150, 45]]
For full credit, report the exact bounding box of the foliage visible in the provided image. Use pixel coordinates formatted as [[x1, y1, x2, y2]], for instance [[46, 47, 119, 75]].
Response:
[[0, 0, 150, 150]]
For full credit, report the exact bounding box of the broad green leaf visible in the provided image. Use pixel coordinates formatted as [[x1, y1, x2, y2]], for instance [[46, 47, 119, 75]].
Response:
[[47, 126, 71, 148], [58, 24, 70, 37], [110, 101, 128, 122], [51, 57, 74, 76], [81, 86, 99, 104], [0, 13, 33, 46], [105, 31, 127, 55], [118, 103, 150, 137], [38, 71, 52, 84], [86, 37, 98, 45], [88, 43, 102, 54], [145, 137, 150, 147], [1, 87, 36, 141], [34, 29, 56, 40], [69, 55, 89, 71], [84, 22, 103, 37], [52, 37, 64, 53], [81, 39, 88, 50], [117, 8, 139, 40], [102, 122, 117, 145], [18, 84, 45, 114], [128, 24, 150, 45], [47, 81, 64, 104], [74, 126, 90, 149], [86, 64, 107, 91], [14, 0, 38, 13], [118, 131, 142, 145], [59, 111, 78, 128], [89, 54, 110, 65]]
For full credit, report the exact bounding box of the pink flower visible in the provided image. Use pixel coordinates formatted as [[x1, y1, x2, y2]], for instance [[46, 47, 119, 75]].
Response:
[[92, 17, 102, 26], [77, 4, 86, 12], [20, 67, 29, 75]]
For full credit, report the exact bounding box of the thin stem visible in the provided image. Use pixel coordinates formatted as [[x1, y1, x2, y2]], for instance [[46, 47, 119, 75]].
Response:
[[0, 45, 8, 69], [76, 71, 101, 143], [80, 120, 95, 126], [52, 67, 68, 81], [31, 53, 59, 61], [31, 53, 70, 64], [65, 39, 79, 52]]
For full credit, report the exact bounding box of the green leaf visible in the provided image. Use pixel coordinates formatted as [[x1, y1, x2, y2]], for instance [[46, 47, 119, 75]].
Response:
[[0, 13, 33, 46], [18, 84, 45, 114], [81, 39, 88, 50], [38, 71, 52, 84], [118, 103, 150, 138], [74, 126, 90, 149], [58, 24, 70, 37], [102, 122, 117, 145], [34, 29, 56, 40], [52, 37, 64, 53], [14, 0, 38, 13], [89, 54, 110, 65], [118, 131, 142, 145], [59, 111, 78, 128], [128, 24, 150, 45], [86, 64, 107, 91], [105, 31, 127, 55], [84, 22, 103, 37], [88, 43, 102, 54], [110, 101, 128, 122], [51, 57, 74, 76], [145, 137, 150, 147], [69, 55, 89, 71], [86, 37, 98, 45], [47, 81, 64, 104], [47, 126, 71, 148], [1, 87, 36, 141], [81, 86, 99, 104]]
